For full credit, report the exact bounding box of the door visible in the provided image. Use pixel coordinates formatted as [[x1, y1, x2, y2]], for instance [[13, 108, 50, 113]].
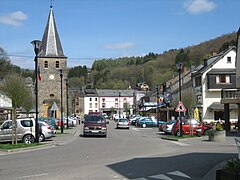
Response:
[[0, 121, 12, 142]]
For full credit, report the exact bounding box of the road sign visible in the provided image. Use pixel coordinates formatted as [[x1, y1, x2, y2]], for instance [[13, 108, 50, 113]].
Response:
[[175, 101, 187, 112]]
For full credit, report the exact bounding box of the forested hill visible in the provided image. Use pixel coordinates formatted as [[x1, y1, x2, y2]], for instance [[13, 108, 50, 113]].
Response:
[[68, 32, 236, 90]]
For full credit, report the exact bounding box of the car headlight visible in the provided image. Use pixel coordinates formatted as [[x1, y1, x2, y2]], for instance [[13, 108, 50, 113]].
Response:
[[84, 127, 89, 130], [102, 127, 107, 130]]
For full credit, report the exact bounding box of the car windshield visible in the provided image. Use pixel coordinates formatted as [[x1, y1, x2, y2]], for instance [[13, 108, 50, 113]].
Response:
[[85, 115, 105, 123]]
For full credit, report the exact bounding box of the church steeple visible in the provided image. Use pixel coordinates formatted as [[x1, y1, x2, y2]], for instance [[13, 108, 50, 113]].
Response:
[[39, 5, 65, 58]]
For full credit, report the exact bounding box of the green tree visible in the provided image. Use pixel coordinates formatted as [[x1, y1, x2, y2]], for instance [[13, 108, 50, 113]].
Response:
[[0, 73, 34, 144]]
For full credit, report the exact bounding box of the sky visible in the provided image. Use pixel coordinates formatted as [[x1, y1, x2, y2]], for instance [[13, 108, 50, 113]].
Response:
[[0, 0, 239, 70]]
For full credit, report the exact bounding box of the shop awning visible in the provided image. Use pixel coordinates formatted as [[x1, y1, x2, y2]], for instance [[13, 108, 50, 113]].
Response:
[[208, 102, 238, 111]]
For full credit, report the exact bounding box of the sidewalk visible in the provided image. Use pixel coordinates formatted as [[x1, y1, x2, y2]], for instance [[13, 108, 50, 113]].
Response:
[[43, 124, 81, 146], [202, 135, 239, 180]]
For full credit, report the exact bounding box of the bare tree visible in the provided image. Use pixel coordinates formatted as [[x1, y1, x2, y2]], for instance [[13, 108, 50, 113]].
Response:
[[0, 73, 34, 144]]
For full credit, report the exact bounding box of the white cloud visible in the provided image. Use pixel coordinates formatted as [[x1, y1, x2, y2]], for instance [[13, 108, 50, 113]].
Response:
[[184, 0, 216, 14], [104, 42, 135, 50], [0, 11, 28, 26]]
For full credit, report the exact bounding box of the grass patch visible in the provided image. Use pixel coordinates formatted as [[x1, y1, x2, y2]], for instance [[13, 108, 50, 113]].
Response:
[[0, 143, 41, 150]]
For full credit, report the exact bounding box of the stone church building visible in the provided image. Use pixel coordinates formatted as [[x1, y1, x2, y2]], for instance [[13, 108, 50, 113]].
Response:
[[37, 5, 67, 118]]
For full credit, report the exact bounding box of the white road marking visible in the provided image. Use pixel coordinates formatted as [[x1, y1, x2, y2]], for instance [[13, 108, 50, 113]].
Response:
[[16, 173, 48, 179], [167, 171, 191, 178], [169, 141, 190, 146], [132, 178, 147, 180], [132, 128, 153, 131], [149, 174, 173, 180]]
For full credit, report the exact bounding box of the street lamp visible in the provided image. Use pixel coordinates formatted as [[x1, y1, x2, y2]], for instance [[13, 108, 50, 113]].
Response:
[[65, 79, 69, 129], [119, 91, 121, 119], [176, 61, 184, 137], [31, 40, 42, 143], [60, 69, 64, 133], [156, 85, 160, 128]]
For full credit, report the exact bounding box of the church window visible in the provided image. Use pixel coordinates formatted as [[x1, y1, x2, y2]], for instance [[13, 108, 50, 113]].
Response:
[[50, 94, 54, 98], [44, 61, 48, 68], [56, 61, 60, 68]]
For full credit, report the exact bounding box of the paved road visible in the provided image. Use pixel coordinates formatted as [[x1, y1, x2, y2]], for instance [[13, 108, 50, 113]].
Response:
[[0, 121, 238, 180]]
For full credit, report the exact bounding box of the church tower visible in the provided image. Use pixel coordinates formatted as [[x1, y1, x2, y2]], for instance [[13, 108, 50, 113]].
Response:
[[38, 5, 67, 118]]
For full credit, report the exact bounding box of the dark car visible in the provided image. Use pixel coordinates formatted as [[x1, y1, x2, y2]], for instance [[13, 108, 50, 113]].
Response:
[[82, 114, 109, 137], [136, 117, 156, 128]]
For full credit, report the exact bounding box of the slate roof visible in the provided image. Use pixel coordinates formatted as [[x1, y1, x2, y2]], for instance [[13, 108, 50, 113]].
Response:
[[39, 6, 66, 58], [96, 89, 134, 97]]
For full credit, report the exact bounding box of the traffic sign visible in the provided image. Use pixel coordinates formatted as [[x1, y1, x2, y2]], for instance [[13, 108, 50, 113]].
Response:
[[175, 101, 187, 112]]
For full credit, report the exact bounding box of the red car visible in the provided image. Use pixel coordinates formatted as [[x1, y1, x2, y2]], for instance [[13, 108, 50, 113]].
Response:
[[172, 119, 212, 136]]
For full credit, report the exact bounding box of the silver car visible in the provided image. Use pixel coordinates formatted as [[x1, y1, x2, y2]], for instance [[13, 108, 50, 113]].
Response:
[[38, 121, 54, 142], [0, 118, 36, 144], [116, 119, 130, 129]]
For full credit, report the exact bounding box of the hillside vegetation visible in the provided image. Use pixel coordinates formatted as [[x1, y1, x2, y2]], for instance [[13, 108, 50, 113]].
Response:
[[69, 32, 236, 90]]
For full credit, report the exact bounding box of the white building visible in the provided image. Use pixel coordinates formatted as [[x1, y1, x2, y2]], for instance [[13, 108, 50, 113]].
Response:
[[192, 47, 237, 123]]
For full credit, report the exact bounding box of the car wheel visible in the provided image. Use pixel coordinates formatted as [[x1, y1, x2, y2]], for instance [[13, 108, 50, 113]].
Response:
[[38, 133, 45, 142], [142, 124, 146, 128], [176, 130, 183, 137], [23, 135, 35, 144]]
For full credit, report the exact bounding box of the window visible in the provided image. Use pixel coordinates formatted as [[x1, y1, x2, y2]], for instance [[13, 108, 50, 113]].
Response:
[[89, 98, 92, 101], [115, 98, 118, 101], [102, 98, 105, 102], [56, 61, 60, 68], [20, 120, 33, 127], [95, 103, 98, 108], [227, 57, 231, 63], [89, 103, 92, 108], [195, 76, 201, 87], [2, 121, 12, 129], [216, 75, 230, 84], [44, 61, 48, 68], [115, 103, 118, 108], [95, 98, 97, 101], [102, 103, 106, 108], [76, 102, 79, 106]]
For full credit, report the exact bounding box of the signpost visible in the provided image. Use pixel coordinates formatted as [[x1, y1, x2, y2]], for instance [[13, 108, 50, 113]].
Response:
[[175, 101, 186, 136]]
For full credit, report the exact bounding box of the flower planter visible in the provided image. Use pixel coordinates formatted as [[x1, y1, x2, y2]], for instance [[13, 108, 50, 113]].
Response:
[[216, 169, 240, 180], [208, 130, 226, 142]]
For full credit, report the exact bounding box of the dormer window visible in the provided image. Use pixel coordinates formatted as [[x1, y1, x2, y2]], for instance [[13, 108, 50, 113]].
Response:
[[44, 61, 48, 68], [56, 61, 60, 68], [227, 57, 231, 63]]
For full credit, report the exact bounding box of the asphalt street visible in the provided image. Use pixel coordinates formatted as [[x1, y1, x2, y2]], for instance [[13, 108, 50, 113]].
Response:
[[0, 120, 238, 180]]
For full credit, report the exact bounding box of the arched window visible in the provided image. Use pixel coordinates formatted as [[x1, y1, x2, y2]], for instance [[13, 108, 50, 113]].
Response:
[[44, 61, 48, 68], [56, 61, 59, 68]]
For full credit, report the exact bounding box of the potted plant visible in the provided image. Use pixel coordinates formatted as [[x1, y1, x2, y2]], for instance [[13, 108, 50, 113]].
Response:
[[208, 122, 225, 142], [216, 158, 240, 180]]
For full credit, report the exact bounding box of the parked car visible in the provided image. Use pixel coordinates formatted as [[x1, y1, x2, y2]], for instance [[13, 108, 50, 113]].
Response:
[[172, 119, 212, 136], [82, 114, 109, 137], [136, 117, 156, 128], [129, 115, 142, 126], [38, 117, 57, 134], [116, 119, 129, 129], [159, 121, 167, 132], [0, 118, 37, 144], [38, 121, 54, 142], [163, 120, 176, 134]]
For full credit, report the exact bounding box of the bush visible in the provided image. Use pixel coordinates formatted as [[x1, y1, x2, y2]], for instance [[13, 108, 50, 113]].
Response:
[[224, 158, 240, 174]]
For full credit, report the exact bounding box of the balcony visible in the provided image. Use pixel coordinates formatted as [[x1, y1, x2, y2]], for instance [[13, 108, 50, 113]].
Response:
[[221, 88, 240, 104]]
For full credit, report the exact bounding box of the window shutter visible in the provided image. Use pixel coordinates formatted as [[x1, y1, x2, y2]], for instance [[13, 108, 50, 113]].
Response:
[[216, 76, 220, 83]]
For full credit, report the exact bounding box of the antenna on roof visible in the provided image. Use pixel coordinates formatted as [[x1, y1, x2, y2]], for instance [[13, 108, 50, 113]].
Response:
[[50, 0, 53, 8]]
